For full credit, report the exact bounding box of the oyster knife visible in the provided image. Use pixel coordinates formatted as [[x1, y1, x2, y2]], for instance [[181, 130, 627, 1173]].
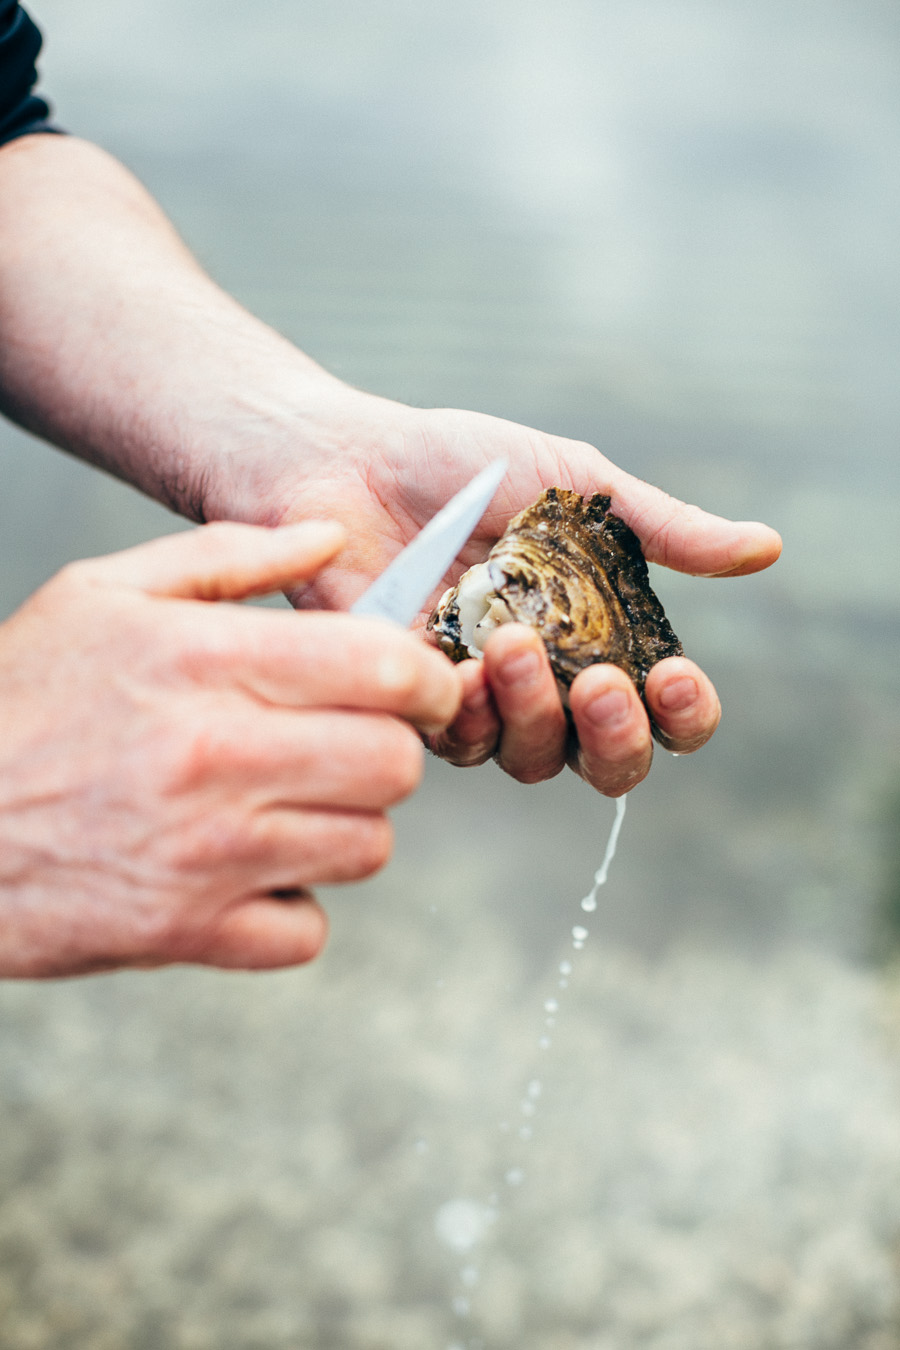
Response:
[[350, 459, 507, 627]]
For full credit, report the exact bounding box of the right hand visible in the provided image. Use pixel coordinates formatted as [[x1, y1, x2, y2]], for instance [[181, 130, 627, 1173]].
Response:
[[0, 521, 462, 978]]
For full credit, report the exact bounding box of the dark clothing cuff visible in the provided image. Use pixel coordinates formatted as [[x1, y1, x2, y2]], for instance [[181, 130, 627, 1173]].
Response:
[[0, 1, 57, 148]]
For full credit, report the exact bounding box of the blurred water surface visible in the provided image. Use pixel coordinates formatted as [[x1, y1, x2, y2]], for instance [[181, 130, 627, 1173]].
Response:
[[1, 2, 899, 1346]]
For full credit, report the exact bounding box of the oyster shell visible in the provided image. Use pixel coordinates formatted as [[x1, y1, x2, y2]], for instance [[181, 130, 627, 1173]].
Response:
[[427, 487, 683, 703]]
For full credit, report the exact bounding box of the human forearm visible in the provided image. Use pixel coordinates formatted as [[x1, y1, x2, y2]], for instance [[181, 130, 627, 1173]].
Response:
[[0, 132, 349, 518]]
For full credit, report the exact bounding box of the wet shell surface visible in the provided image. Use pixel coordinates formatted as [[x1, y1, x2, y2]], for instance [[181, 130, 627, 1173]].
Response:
[[427, 487, 683, 702]]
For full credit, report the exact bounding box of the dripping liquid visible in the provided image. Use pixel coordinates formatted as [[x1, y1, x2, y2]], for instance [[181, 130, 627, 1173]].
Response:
[[436, 794, 628, 1347]]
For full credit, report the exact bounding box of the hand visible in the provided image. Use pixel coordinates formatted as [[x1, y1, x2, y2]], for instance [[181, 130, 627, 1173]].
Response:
[[0, 521, 461, 978], [208, 392, 781, 795]]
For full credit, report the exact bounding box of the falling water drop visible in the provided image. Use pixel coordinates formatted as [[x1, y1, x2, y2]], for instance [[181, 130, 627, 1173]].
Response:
[[580, 893, 597, 913], [543, 998, 559, 1014], [435, 1200, 493, 1254]]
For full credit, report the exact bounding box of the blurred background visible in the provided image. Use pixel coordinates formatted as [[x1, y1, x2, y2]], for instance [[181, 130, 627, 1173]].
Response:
[[1, 1, 899, 1346]]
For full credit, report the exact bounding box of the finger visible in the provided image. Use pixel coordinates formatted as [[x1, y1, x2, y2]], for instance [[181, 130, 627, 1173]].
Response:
[[643, 657, 721, 753], [171, 710, 426, 812], [481, 624, 568, 784], [241, 807, 396, 886], [74, 520, 348, 599], [190, 892, 329, 970], [516, 429, 783, 578], [430, 658, 500, 767], [568, 663, 653, 796], [597, 462, 782, 577], [193, 609, 462, 737]]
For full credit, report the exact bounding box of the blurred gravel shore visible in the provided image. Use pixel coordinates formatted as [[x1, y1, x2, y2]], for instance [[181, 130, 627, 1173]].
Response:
[[4, 842, 900, 1348]]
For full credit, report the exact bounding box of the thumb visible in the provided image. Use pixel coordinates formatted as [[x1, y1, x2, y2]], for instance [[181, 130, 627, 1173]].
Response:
[[80, 520, 347, 600], [601, 466, 782, 578]]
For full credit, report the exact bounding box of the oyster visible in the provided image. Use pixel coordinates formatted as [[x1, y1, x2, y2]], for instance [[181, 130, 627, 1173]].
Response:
[[427, 487, 683, 705]]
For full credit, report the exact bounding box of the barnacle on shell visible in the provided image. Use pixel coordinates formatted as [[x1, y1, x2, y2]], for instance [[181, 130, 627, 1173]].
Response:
[[427, 488, 683, 714]]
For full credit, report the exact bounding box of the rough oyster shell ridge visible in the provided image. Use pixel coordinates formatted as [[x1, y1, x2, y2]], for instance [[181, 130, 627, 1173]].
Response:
[[427, 487, 683, 698]]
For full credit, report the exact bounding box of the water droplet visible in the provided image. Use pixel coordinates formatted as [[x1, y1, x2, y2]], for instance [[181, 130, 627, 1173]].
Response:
[[520, 1100, 536, 1117], [544, 998, 559, 1014], [415, 1138, 429, 1155], [460, 1264, 480, 1289], [572, 926, 588, 942], [573, 940, 584, 951], [580, 894, 597, 913], [452, 1294, 470, 1317], [559, 960, 573, 976], [519, 1124, 533, 1140], [505, 1168, 524, 1186], [435, 1200, 493, 1253], [538, 1036, 552, 1049], [527, 1079, 542, 1098]]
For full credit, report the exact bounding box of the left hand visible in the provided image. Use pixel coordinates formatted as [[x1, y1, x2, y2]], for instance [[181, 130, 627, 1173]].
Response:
[[207, 388, 781, 796]]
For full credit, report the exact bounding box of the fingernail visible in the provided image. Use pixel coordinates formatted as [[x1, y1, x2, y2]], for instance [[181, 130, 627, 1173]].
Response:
[[584, 690, 630, 727], [497, 650, 541, 688], [657, 676, 698, 711]]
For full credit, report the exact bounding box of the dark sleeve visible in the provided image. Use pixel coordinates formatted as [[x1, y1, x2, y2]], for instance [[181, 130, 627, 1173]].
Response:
[[0, 0, 57, 147]]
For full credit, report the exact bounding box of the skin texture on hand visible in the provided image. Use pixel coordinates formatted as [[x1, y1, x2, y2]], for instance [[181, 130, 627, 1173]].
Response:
[[0, 523, 462, 978]]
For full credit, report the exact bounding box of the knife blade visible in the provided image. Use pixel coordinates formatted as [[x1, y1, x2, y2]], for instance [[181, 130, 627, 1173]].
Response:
[[349, 459, 507, 627]]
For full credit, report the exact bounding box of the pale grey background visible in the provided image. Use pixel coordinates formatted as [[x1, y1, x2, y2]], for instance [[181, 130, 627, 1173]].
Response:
[[0, 2, 898, 1347]]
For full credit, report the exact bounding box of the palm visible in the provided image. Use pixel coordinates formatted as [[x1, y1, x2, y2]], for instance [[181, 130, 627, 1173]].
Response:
[[268, 404, 599, 620]]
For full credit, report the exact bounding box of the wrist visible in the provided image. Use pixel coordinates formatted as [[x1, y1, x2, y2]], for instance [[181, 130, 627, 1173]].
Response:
[[194, 371, 415, 529]]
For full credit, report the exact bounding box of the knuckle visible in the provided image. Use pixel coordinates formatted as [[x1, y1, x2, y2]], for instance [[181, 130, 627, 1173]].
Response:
[[45, 557, 98, 597], [163, 812, 241, 876], [158, 720, 238, 795]]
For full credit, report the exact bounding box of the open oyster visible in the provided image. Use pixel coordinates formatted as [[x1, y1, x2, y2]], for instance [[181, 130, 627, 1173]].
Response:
[[427, 487, 683, 706]]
